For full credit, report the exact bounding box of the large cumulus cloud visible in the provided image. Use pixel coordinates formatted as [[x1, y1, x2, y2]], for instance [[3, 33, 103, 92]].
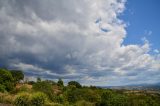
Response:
[[0, 0, 159, 86]]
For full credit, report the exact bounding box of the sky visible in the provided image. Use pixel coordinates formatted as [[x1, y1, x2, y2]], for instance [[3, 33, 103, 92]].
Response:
[[0, 0, 159, 86], [121, 0, 160, 51]]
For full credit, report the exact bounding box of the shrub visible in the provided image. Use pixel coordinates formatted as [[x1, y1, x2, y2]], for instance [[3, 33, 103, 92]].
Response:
[[32, 81, 55, 101], [0, 84, 6, 93], [5, 81, 15, 92], [83, 89, 101, 102], [3, 94, 14, 104], [30, 92, 47, 106], [14, 92, 30, 106], [54, 94, 65, 104], [109, 94, 128, 106], [0, 93, 14, 104], [67, 89, 83, 103], [75, 100, 94, 106], [18, 85, 30, 93]]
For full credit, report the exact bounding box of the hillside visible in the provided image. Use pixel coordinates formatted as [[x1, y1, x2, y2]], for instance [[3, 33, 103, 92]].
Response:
[[1, 68, 160, 106]]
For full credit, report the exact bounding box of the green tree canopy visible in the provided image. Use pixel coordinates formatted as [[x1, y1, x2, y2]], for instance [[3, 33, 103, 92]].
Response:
[[0, 68, 14, 91], [10, 70, 24, 83], [57, 78, 64, 87], [68, 81, 82, 88], [37, 77, 41, 82]]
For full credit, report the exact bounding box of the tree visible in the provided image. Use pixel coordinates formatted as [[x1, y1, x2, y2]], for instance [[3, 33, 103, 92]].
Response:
[[68, 81, 82, 88], [10, 70, 24, 83], [37, 77, 41, 82], [28, 81, 36, 85], [57, 78, 64, 87], [0, 68, 14, 91]]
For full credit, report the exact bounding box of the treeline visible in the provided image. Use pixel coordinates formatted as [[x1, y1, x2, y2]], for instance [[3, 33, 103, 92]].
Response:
[[0, 68, 24, 92], [0, 68, 160, 106]]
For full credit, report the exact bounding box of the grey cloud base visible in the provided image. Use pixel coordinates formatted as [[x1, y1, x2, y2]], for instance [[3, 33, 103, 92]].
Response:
[[0, 0, 159, 86]]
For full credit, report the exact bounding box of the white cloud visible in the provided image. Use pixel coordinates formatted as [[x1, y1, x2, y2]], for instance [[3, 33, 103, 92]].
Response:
[[154, 49, 159, 54], [0, 0, 159, 86]]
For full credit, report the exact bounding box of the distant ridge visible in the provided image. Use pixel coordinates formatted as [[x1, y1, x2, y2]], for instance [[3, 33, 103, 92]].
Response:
[[98, 82, 160, 90]]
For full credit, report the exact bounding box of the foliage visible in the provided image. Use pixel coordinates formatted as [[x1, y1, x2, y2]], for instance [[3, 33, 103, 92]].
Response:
[[46, 80, 57, 85], [83, 89, 101, 102], [5, 81, 15, 92], [57, 78, 64, 87], [32, 80, 55, 101], [37, 77, 41, 82], [75, 100, 94, 106], [0, 84, 6, 93], [28, 81, 36, 85], [54, 94, 65, 104], [68, 81, 82, 88], [10, 70, 24, 83], [67, 89, 83, 103], [0, 68, 14, 91], [14, 92, 30, 106], [0, 68, 160, 106], [30, 92, 47, 106], [0, 68, 13, 82], [2, 94, 14, 104], [18, 85, 30, 93], [0, 93, 15, 104]]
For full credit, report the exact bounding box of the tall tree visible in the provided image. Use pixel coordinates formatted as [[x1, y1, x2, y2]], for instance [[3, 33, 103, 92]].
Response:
[[10, 70, 24, 83], [0, 68, 14, 91], [37, 77, 41, 82], [57, 78, 64, 87]]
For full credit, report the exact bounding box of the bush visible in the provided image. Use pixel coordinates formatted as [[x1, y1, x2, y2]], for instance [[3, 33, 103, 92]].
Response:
[[30, 92, 47, 106], [18, 85, 30, 93], [54, 94, 65, 104], [83, 89, 101, 102], [0, 84, 6, 93], [14, 92, 30, 106], [32, 81, 55, 101], [0, 93, 15, 104], [3, 94, 14, 104], [5, 81, 15, 92], [67, 89, 83, 103], [75, 100, 94, 106]]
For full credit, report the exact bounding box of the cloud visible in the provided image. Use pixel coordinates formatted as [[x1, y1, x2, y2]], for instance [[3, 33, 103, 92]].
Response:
[[0, 0, 159, 86], [154, 49, 159, 54]]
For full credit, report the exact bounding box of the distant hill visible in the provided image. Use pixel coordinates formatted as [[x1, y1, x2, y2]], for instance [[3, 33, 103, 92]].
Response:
[[100, 82, 160, 90]]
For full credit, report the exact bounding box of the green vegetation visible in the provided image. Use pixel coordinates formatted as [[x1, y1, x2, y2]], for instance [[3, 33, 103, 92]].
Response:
[[14, 92, 30, 106], [0, 68, 160, 106], [10, 70, 24, 84], [30, 92, 47, 106], [32, 79, 55, 101], [68, 81, 82, 88], [0, 68, 14, 92], [57, 78, 64, 87]]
